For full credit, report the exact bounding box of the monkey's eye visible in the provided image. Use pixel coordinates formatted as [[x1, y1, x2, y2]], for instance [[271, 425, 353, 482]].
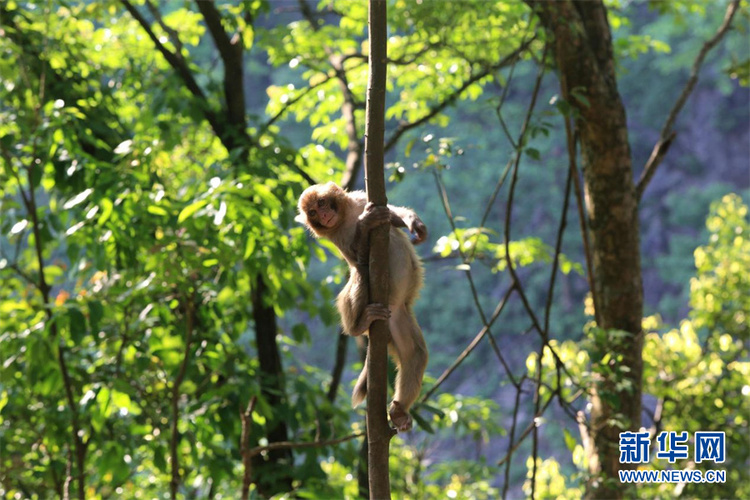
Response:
[[309, 210, 317, 218]]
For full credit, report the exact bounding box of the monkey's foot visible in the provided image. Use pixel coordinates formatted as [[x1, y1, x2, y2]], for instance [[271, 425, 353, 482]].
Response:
[[389, 401, 412, 432], [352, 303, 390, 336]]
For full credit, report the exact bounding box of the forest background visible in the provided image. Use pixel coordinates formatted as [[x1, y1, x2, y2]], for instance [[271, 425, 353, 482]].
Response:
[[0, 0, 748, 499]]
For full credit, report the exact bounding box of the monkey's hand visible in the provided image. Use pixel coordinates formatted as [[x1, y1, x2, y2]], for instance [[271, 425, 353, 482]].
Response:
[[359, 203, 391, 231], [406, 215, 428, 245], [386, 206, 428, 244], [351, 303, 391, 336], [389, 401, 413, 432]]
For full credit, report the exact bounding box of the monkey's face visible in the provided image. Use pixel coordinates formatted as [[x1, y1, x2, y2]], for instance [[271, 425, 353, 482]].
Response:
[[296, 182, 346, 233], [306, 196, 338, 228]]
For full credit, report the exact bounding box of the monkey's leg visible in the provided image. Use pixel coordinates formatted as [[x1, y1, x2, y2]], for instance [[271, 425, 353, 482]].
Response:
[[339, 272, 389, 407], [388, 305, 428, 431], [338, 273, 390, 337]]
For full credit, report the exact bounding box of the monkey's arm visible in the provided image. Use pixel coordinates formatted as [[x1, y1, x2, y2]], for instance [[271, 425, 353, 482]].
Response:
[[339, 202, 392, 337], [388, 205, 428, 245], [350, 202, 391, 269]]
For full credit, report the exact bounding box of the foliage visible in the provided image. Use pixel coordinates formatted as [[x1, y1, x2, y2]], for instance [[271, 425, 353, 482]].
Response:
[[640, 194, 750, 499], [0, 2, 331, 497], [523, 194, 750, 499]]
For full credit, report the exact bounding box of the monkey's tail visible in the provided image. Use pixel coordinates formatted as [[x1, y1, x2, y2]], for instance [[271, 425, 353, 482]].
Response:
[[351, 365, 367, 408]]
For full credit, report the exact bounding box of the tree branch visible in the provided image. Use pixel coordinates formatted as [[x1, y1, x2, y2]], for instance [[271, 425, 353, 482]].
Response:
[[384, 36, 535, 153], [144, 0, 183, 57], [420, 285, 515, 403], [248, 431, 364, 457], [240, 396, 257, 500], [364, 1, 393, 497], [170, 292, 196, 499], [636, 0, 740, 201], [194, 0, 248, 145], [119, 0, 222, 137], [260, 73, 335, 135]]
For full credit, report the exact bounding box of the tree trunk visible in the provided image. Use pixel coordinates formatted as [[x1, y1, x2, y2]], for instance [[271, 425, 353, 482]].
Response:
[[364, 1, 393, 498], [527, 2, 643, 498], [251, 277, 293, 496]]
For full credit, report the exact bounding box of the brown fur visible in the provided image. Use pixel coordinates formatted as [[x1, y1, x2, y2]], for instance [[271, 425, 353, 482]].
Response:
[[296, 182, 428, 431]]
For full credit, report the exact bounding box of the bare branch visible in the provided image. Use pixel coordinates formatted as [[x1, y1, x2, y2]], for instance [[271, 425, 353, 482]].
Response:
[[431, 172, 520, 387], [248, 431, 364, 457], [497, 392, 555, 467], [420, 285, 515, 403], [636, 0, 740, 201], [501, 381, 525, 500]]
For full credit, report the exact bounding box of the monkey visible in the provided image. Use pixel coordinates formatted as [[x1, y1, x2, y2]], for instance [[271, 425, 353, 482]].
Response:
[[296, 182, 428, 431]]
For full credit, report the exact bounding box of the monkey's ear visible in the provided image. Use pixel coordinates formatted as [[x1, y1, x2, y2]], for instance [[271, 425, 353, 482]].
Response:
[[294, 213, 307, 225]]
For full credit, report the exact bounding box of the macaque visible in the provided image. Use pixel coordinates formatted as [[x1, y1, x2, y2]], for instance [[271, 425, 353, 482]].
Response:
[[296, 182, 428, 431]]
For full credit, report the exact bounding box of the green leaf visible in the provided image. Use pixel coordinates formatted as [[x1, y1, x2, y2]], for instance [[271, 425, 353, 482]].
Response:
[[525, 148, 541, 161], [147, 205, 168, 216], [411, 409, 435, 434], [68, 307, 87, 343], [178, 199, 208, 223], [404, 138, 416, 158], [89, 301, 104, 333], [291, 323, 309, 342], [98, 198, 113, 225]]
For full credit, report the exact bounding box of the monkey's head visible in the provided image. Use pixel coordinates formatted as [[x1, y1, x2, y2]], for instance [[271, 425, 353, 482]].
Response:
[[295, 182, 347, 236]]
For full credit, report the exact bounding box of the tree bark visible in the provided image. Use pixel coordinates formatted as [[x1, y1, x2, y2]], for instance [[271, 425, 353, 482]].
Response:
[[364, 1, 393, 498], [526, 2, 643, 498], [251, 278, 293, 496]]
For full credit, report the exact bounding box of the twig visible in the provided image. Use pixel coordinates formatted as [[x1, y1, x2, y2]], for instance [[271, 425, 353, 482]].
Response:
[[259, 73, 336, 135], [170, 292, 196, 499], [432, 171, 519, 387], [501, 379, 526, 500], [240, 396, 257, 500], [420, 285, 515, 403], [560, 98, 600, 325], [636, 0, 740, 201], [464, 30, 529, 263], [248, 431, 364, 457], [496, 391, 555, 467]]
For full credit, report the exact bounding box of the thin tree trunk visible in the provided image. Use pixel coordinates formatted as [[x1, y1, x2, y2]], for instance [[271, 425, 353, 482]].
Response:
[[251, 277, 293, 496], [526, 2, 643, 498], [364, 1, 392, 498]]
